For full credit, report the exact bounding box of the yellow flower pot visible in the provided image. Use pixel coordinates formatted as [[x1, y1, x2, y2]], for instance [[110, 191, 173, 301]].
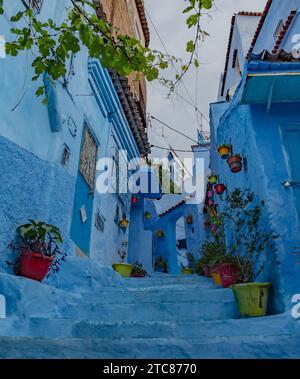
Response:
[[212, 271, 222, 285], [232, 283, 271, 317], [112, 263, 132, 278], [218, 145, 231, 160], [208, 175, 218, 185], [181, 268, 193, 275]]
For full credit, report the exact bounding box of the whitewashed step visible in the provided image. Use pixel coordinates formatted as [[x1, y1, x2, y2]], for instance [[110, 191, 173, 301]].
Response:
[[2, 312, 295, 340], [0, 333, 300, 358]]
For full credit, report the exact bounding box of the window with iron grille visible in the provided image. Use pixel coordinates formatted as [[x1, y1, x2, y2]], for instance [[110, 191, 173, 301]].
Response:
[[22, 0, 43, 13], [274, 19, 284, 40]]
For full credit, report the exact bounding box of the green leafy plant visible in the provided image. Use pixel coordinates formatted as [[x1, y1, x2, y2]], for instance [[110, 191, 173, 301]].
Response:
[[0, 0, 213, 102], [220, 188, 278, 283], [131, 261, 148, 276], [8, 220, 66, 275], [155, 255, 168, 272]]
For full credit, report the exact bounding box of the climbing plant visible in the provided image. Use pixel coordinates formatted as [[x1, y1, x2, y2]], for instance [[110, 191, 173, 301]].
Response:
[[0, 0, 213, 102]]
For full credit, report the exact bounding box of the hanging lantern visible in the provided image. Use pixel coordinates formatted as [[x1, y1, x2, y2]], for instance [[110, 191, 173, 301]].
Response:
[[214, 183, 226, 195], [227, 154, 242, 173], [119, 218, 129, 230], [186, 215, 193, 225], [155, 229, 165, 238], [208, 175, 218, 185], [218, 144, 231, 160], [144, 211, 152, 220]]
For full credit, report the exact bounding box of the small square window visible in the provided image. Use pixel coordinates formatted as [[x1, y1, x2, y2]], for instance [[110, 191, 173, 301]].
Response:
[[61, 144, 71, 167]]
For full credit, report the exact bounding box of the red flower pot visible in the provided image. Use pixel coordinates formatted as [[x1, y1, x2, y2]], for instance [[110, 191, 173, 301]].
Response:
[[217, 263, 238, 288], [207, 190, 214, 198], [227, 155, 242, 173], [17, 252, 52, 282], [186, 215, 193, 224], [131, 196, 139, 204], [130, 273, 146, 278], [214, 183, 226, 195]]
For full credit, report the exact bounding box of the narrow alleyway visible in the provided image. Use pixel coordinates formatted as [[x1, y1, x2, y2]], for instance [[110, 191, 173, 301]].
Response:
[[0, 272, 299, 358]]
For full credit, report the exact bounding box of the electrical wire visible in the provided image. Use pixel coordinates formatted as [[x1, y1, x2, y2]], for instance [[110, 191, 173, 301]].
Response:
[[150, 115, 199, 144], [151, 144, 211, 153], [144, 6, 210, 126]]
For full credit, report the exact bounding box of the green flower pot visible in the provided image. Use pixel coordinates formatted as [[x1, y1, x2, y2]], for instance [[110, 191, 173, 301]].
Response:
[[231, 283, 271, 318]]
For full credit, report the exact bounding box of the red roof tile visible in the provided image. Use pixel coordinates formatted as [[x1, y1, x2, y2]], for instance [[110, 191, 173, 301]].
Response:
[[272, 10, 297, 54], [247, 0, 273, 59]]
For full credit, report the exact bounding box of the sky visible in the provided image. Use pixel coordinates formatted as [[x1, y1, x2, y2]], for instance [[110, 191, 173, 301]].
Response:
[[144, 0, 266, 160]]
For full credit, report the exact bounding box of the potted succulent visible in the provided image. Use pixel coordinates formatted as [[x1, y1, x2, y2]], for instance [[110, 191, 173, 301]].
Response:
[[131, 262, 148, 277], [221, 188, 277, 317], [9, 220, 66, 282], [208, 175, 218, 185], [218, 144, 231, 160], [144, 211, 152, 220], [112, 248, 132, 278], [227, 154, 242, 173], [214, 183, 226, 195], [155, 256, 168, 273], [155, 229, 165, 238]]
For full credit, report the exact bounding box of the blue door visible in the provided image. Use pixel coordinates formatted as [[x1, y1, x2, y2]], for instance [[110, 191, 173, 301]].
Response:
[[281, 123, 300, 220], [71, 125, 98, 256]]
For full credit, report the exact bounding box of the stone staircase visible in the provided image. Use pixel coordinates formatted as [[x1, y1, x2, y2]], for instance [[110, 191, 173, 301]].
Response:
[[0, 274, 299, 358]]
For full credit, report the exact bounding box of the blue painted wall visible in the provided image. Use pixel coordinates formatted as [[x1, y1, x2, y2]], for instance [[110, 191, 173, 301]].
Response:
[[0, 1, 141, 275]]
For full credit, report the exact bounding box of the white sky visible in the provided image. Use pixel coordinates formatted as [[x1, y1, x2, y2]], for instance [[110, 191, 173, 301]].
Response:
[[144, 0, 266, 159]]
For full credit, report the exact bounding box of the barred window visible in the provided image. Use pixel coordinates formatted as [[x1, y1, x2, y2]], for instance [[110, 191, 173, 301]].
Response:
[[79, 126, 98, 190]]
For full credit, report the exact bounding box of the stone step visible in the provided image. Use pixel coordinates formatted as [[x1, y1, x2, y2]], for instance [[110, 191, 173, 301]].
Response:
[[2, 312, 295, 340], [29, 298, 239, 322], [121, 275, 213, 287], [81, 286, 234, 304], [0, 332, 299, 358]]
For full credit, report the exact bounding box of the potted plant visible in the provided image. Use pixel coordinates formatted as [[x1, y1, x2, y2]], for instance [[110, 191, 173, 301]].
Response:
[[155, 229, 165, 238], [221, 188, 277, 317], [207, 190, 214, 198], [181, 252, 194, 274], [208, 175, 218, 185], [131, 262, 148, 277], [155, 256, 168, 273], [112, 248, 132, 278], [186, 215, 193, 225], [227, 154, 242, 173], [214, 183, 226, 195], [9, 220, 66, 282], [131, 196, 139, 205], [218, 144, 231, 160], [144, 211, 152, 220], [119, 217, 129, 231]]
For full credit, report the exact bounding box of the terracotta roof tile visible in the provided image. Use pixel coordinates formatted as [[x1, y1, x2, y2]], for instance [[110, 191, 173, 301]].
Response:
[[135, 0, 150, 47], [272, 10, 297, 54]]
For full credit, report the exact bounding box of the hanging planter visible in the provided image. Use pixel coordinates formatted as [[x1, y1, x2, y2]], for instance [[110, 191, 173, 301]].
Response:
[[218, 144, 231, 160], [207, 190, 214, 198], [227, 154, 242, 173], [208, 175, 218, 185], [119, 218, 129, 231], [144, 211, 152, 220], [186, 215, 193, 225], [207, 199, 214, 206], [131, 196, 139, 205], [155, 229, 165, 238], [214, 183, 226, 195]]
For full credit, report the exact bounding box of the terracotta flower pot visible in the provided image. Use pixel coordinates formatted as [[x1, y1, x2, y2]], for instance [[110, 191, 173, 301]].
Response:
[[17, 251, 52, 282], [227, 155, 242, 173], [214, 183, 226, 195], [217, 263, 239, 288], [186, 215, 193, 224]]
